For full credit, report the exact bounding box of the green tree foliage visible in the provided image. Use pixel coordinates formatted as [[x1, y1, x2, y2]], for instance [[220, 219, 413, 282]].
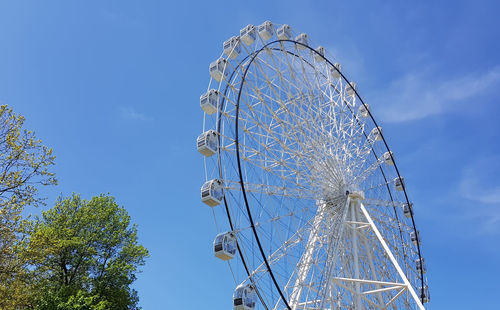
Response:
[[25, 194, 149, 309], [0, 105, 57, 308]]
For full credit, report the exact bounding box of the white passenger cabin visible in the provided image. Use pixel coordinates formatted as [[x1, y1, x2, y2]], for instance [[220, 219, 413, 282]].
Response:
[[240, 24, 256, 45], [314, 46, 325, 62], [295, 33, 308, 49], [403, 202, 413, 218], [358, 104, 370, 118], [410, 230, 421, 246], [214, 232, 237, 261], [370, 126, 383, 141], [277, 24, 292, 40], [233, 284, 256, 310], [200, 89, 220, 115], [209, 58, 228, 82], [394, 176, 405, 191], [346, 81, 356, 97], [258, 21, 273, 41], [419, 285, 430, 303], [223, 36, 241, 59], [201, 179, 224, 207], [330, 63, 342, 79], [383, 151, 394, 165], [416, 257, 427, 274], [197, 130, 218, 157]]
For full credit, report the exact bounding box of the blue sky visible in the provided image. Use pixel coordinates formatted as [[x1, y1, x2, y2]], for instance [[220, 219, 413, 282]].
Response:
[[1, 0, 499, 308]]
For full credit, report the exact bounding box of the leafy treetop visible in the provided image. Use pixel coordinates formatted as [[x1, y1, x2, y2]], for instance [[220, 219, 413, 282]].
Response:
[[25, 194, 149, 310]]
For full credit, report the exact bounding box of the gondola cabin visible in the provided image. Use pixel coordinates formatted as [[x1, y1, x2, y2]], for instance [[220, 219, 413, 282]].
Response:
[[240, 24, 256, 45], [330, 63, 342, 79], [209, 58, 228, 82], [201, 179, 224, 207], [258, 21, 273, 40], [416, 257, 427, 274], [394, 176, 405, 191], [197, 130, 218, 157], [346, 81, 357, 97], [358, 104, 370, 118], [214, 232, 237, 260], [295, 33, 308, 49], [223, 36, 241, 59], [277, 24, 292, 40], [370, 126, 383, 141], [419, 285, 430, 303], [410, 230, 421, 246], [383, 151, 394, 165], [314, 46, 325, 62], [200, 89, 220, 115], [403, 202, 413, 218], [233, 284, 256, 310]]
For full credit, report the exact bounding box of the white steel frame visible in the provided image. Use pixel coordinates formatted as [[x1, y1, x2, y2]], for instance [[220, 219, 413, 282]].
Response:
[[201, 21, 427, 310], [287, 196, 425, 309]]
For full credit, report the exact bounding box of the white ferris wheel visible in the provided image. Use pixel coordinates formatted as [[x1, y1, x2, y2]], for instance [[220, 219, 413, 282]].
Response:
[[197, 21, 429, 310]]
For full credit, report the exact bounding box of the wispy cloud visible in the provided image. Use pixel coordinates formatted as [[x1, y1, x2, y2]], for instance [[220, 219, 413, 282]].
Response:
[[457, 158, 500, 235], [460, 174, 500, 205], [371, 66, 500, 123], [118, 107, 152, 121]]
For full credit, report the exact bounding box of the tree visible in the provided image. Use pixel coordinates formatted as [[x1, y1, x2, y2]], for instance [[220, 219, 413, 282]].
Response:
[[0, 105, 57, 308], [25, 194, 149, 310]]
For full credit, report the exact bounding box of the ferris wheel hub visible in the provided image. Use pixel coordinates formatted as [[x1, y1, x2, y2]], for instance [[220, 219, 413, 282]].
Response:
[[347, 190, 365, 200]]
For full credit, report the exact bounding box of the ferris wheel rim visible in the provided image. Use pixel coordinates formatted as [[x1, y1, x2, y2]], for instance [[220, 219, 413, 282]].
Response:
[[213, 37, 426, 307]]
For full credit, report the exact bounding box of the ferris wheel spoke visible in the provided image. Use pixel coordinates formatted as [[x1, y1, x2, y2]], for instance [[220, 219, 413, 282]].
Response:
[[236, 137, 305, 179], [227, 182, 312, 200], [248, 216, 317, 279], [360, 217, 417, 281], [236, 115, 302, 170], [242, 186, 315, 247], [266, 50, 334, 143], [363, 198, 404, 208], [353, 152, 388, 185], [239, 82, 326, 156], [234, 206, 313, 238], [238, 105, 315, 157], [325, 82, 356, 142], [237, 78, 315, 146], [263, 56, 336, 136], [270, 59, 324, 139], [366, 204, 415, 233], [236, 119, 321, 190], [364, 179, 393, 192]]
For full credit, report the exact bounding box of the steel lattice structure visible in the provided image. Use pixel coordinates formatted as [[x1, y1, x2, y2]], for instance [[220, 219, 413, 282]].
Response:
[[198, 21, 429, 310]]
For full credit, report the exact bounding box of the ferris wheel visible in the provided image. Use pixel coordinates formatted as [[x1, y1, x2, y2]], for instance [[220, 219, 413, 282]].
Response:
[[197, 21, 429, 310]]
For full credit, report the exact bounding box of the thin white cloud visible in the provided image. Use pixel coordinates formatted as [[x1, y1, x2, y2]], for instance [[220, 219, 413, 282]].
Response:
[[372, 66, 500, 123], [457, 158, 500, 235], [119, 107, 151, 121], [461, 176, 500, 205]]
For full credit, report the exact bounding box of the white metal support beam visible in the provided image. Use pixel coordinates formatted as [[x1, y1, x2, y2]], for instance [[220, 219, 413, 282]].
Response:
[[350, 200, 362, 310], [360, 229, 386, 307], [358, 203, 425, 310], [289, 201, 326, 309], [322, 197, 351, 310]]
